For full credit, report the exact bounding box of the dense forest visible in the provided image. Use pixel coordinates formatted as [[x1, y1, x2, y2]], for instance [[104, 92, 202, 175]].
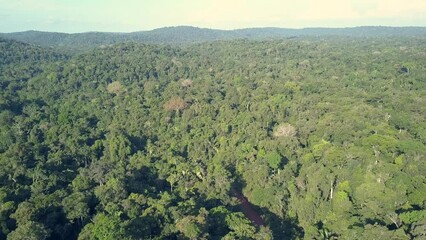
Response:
[[2, 26, 426, 51], [0, 34, 425, 240]]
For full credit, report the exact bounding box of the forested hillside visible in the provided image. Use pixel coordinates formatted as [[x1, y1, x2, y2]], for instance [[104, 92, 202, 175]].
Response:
[[2, 26, 426, 51], [0, 36, 425, 239]]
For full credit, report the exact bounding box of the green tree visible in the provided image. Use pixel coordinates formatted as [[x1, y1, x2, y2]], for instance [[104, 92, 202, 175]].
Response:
[[8, 221, 50, 240]]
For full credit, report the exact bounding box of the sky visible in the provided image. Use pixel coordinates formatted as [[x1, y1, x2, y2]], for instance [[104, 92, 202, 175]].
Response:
[[0, 0, 426, 33]]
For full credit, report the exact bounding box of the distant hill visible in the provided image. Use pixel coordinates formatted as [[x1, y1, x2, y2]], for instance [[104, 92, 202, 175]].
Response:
[[0, 38, 67, 67], [1, 26, 425, 50]]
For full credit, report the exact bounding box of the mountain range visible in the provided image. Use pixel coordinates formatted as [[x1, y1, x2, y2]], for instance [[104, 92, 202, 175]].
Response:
[[1, 26, 425, 50]]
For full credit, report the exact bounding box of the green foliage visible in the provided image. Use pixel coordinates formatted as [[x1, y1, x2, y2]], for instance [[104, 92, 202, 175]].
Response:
[[62, 192, 90, 222], [265, 151, 282, 169], [312, 139, 331, 159], [7, 221, 50, 240], [399, 210, 426, 224], [0, 36, 424, 239], [360, 225, 409, 239], [361, 134, 398, 156], [225, 212, 256, 238], [176, 214, 208, 239]]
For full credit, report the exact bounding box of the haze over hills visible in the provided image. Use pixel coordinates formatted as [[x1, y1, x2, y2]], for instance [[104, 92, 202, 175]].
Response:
[[1, 26, 426, 50]]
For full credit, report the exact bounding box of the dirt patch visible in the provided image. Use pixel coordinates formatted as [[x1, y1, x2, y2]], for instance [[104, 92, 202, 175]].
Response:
[[234, 191, 265, 226]]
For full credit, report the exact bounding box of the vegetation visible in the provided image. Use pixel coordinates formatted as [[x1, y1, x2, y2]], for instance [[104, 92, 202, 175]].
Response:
[[2, 26, 426, 51], [0, 35, 425, 239]]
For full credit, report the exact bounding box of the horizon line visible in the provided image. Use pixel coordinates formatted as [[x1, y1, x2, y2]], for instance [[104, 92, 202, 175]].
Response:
[[1, 25, 426, 34]]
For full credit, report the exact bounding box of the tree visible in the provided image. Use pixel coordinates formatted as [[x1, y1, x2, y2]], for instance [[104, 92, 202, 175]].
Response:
[[62, 192, 90, 223], [273, 123, 297, 138], [224, 212, 256, 239], [176, 216, 203, 239], [8, 221, 50, 240], [265, 151, 282, 170], [164, 97, 187, 113], [79, 214, 125, 240], [1, 35, 425, 240], [106, 81, 125, 95]]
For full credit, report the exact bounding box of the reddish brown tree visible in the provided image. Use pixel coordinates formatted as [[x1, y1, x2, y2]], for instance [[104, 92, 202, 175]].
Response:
[[164, 97, 187, 112]]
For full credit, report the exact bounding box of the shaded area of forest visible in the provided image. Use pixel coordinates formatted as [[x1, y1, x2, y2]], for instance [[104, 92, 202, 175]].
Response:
[[0, 36, 425, 239]]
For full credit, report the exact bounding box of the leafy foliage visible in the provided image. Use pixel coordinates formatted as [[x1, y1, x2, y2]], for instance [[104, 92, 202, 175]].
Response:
[[0, 35, 425, 239]]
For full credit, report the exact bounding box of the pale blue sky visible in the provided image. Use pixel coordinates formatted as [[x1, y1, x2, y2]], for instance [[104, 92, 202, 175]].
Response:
[[1, 0, 425, 33]]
